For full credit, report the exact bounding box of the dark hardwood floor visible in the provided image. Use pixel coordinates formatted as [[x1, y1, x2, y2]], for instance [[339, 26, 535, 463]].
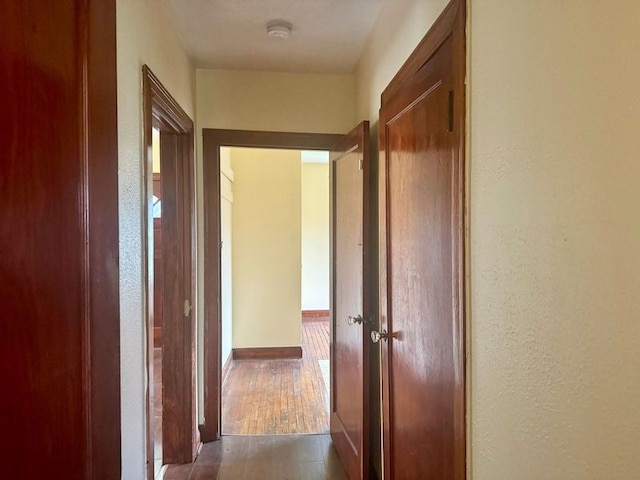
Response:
[[162, 434, 348, 480], [222, 319, 330, 435]]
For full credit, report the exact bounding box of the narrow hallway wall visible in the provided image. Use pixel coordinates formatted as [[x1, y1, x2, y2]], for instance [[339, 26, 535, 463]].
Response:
[[117, 0, 195, 477]]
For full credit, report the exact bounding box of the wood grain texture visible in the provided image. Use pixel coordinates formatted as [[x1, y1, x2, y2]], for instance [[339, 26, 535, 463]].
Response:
[[302, 310, 331, 319], [232, 346, 303, 360], [0, 1, 120, 478], [378, 1, 466, 479], [330, 121, 371, 480], [202, 129, 344, 443], [222, 320, 330, 435]]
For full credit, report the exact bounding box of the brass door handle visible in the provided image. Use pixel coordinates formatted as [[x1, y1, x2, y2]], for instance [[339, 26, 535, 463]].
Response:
[[347, 315, 363, 326]]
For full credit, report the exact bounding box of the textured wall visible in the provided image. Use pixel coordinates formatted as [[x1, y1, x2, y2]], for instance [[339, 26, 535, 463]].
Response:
[[469, 1, 640, 478], [116, 0, 195, 477], [355, 0, 448, 124]]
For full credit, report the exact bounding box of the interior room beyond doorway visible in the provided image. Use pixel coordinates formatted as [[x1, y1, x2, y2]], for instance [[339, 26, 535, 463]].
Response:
[[220, 146, 331, 435]]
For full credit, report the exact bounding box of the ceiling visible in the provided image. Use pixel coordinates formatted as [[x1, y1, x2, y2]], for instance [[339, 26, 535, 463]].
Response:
[[160, 0, 385, 74]]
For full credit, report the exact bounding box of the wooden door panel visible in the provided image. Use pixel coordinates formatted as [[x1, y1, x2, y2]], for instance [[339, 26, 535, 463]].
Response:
[[0, 1, 120, 478], [331, 122, 370, 480], [379, 9, 465, 477], [388, 81, 454, 479]]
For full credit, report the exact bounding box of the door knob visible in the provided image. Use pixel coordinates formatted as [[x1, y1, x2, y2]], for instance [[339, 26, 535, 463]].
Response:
[[347, 315, 363, 326], [371, 329, 390, 343]]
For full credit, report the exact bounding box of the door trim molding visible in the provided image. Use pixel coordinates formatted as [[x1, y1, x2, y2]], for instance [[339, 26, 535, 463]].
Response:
[[85, 1, 121, 476], [143, 65, 197, 478], [201, 128, 342, 442], [378, 0, 467, 478]]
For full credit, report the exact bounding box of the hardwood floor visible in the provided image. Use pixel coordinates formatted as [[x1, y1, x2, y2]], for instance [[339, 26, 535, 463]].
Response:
[[162, 434, 348, 480], [222, 319, 330, 435]]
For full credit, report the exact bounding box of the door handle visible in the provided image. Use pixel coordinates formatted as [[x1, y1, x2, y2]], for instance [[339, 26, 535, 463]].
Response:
[[347, 315, 363, 326], [370, 329, 396, 343]]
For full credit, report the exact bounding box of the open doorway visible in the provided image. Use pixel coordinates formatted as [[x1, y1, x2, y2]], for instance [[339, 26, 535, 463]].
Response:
[[151, 127, 164, 475], [200, 127, 368, 480], [219, 147, 330, 435], [143, 66, 198, 480]]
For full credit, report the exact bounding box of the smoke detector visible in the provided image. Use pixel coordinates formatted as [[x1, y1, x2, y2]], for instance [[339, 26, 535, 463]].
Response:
[[267, 21, 292, 39]]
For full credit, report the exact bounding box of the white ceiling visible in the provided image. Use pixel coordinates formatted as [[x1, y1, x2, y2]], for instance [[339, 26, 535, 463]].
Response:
[[160, 0, 385, 73]]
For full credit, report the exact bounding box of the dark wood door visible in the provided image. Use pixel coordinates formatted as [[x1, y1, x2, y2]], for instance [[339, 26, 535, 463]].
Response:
[[331, 122, 371, 480], [0, 1, 120, 478], [160, 131, 197, 464], [378, 12, 465, 479]]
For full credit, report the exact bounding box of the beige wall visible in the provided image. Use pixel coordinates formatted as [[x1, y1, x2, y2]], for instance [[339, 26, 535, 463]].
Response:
[[220, 148, 234, 366], [197, 69, 356, 134], [152, 127, 160, 173], [301, 162, 330, 311], [231, 148, 302, 349], [116, 0, 195, 477], [355, 0, 448, 124], [469, 1, 640, 478]]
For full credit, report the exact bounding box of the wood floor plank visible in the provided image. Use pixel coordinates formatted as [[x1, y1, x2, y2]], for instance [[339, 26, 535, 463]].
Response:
[[222, 319, 330, 435]]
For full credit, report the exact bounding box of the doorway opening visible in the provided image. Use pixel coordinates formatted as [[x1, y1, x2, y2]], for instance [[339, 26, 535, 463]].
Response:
[[143, 66, 198, 480], [151, 126, 163, 475], [218, 146, 331, 435], [201, 130, 343, 442]]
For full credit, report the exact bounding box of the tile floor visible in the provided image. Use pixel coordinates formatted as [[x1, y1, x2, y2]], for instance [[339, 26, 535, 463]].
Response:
[[162, 434, 348, 480]]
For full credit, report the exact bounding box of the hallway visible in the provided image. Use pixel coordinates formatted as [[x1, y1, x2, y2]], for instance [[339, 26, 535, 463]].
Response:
[[162, 434, 347, 480], [222, 318, 330, 435]]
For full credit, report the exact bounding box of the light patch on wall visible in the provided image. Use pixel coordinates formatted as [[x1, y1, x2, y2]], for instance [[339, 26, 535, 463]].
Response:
[[301, 150, 329, 164]]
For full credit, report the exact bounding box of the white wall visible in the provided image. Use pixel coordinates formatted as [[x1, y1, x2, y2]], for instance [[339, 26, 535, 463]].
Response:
[[469, 1, 640, 478], [231, 148, 302, 349], [220, 147, 234, 367], [301, 162, 330, 311], [116, 0, 195, 477]]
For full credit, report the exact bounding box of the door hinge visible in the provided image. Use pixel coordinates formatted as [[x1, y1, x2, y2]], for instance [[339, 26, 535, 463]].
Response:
[[448, 90, 454, 132], [184, 299, 192, 317], [358, 158, 364, 170]]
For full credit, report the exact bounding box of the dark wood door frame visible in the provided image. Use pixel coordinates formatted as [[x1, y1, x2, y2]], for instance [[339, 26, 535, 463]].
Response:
[[1, 1, 120, 477], [378, 0, 466, 478], [143, 66, 197, 478], [200, 129, 343, 442]]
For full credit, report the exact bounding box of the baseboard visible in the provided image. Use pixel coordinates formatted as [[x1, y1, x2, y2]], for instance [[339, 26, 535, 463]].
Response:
[[221, 352, 232, 387], [153, 326, 162, 347], [232, 346, 302, 360], [302, 309, 329, 320]]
